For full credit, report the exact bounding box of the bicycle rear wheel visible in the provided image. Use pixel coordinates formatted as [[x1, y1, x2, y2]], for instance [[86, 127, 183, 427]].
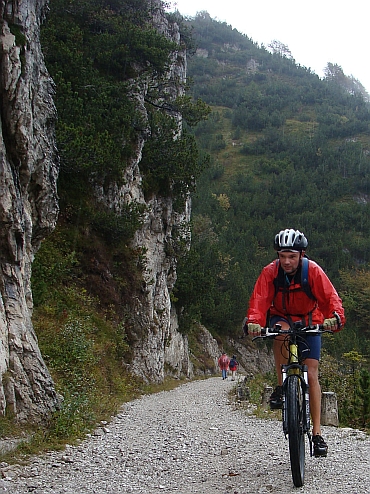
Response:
[[286, 375, 305, 487]]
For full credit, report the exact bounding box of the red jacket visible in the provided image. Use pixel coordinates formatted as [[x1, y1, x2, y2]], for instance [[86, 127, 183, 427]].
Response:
[[218, 355, 230, 370], [247, 259, 345, 327]]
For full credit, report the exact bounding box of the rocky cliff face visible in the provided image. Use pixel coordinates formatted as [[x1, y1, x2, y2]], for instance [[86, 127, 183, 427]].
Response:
[[0, 0, 60, 421], [99, 5, 194, 383]]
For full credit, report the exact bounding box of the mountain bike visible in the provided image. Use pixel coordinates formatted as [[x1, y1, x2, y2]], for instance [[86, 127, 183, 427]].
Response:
[[253, 322, 331, 487]]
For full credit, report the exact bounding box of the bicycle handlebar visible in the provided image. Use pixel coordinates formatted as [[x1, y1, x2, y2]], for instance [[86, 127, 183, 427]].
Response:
[[252, 324, 333, 341]]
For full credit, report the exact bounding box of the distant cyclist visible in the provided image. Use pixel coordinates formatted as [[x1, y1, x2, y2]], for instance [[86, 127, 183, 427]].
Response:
[[244, 229, 345, 457]]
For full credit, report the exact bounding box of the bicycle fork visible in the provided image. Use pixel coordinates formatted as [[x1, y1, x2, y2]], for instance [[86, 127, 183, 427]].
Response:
[[281, 364, 311, 437], [300, 364, 315, 456]]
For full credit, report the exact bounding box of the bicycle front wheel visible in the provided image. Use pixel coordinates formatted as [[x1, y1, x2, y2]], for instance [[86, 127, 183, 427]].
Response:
[[286, 375, 305, 487]]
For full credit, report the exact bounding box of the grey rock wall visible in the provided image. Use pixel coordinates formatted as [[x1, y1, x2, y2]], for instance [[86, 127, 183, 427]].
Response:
[[0, 0, 60, 421], [95, 4, 195, 383]]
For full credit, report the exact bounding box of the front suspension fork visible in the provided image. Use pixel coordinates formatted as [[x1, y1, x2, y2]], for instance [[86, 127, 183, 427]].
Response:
[[281, 364, 310, 436]]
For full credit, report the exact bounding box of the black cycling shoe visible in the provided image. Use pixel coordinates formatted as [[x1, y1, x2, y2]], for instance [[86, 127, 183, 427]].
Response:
[[269, 385, 283, 410], [312, 434, 328, 457]]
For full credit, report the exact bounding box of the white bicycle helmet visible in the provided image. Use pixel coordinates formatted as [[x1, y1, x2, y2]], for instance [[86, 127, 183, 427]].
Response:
[[274, 229, 308, 251]]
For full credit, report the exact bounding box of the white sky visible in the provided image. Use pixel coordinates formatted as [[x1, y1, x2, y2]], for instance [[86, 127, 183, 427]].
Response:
[[168, 0, 370, 94]]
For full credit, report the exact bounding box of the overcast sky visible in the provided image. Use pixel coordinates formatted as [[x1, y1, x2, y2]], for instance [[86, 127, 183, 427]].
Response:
[[168, 0, 370, 95]]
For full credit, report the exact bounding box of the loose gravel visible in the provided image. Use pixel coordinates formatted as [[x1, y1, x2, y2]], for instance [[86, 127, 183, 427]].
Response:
[[0, 377, 369, 493]]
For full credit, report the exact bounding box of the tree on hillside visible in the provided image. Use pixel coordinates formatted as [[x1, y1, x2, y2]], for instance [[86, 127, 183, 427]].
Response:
[[324, 62, 346, 82], [268, 39, 293, 59], [324, 62, 369, 101]]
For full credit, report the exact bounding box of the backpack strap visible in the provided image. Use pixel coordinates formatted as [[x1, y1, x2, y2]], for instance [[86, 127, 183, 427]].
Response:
[[301, 257, 315, 300]]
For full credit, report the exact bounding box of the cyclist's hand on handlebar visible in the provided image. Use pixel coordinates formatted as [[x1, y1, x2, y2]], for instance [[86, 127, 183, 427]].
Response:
[[247, 323, 262, 337], [323, 318, 337, 329], [323, 312, 341, 332]]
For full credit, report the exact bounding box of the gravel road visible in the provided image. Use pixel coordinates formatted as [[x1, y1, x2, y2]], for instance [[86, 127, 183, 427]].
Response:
[[1, 377, 369, 493]]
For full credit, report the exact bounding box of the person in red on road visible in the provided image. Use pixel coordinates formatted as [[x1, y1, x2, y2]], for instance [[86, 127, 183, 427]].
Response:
[[244, 229, 345, 457], [229, 355, 239, 381], [218, 352, 230, 380]]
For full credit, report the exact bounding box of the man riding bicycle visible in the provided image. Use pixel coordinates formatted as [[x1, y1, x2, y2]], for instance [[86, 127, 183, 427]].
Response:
[[244, 229, 345, 457]]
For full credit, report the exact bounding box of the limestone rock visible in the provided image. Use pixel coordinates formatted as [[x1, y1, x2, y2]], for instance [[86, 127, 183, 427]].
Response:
[[94, 4, 192, 383], [0, 0, 60, 421]]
